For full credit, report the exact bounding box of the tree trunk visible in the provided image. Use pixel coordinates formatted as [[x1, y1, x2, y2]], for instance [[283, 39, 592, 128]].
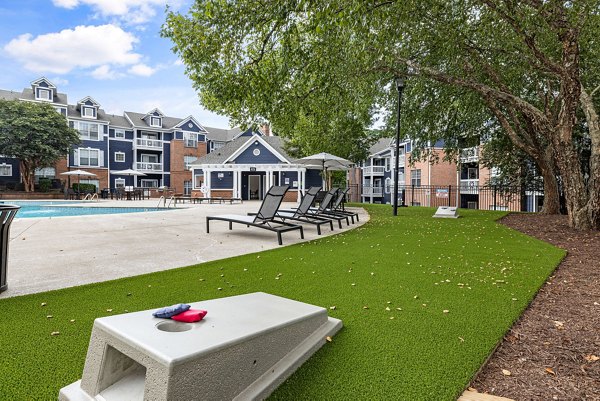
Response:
[[580, 87, 600, 230], [19, 160, 35, 192], [537, 148, 561, 215]]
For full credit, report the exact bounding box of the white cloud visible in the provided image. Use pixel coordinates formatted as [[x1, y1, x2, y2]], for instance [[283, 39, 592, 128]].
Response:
[[91, 65, 124, 80], [4, 25, 141, 74], [128, 63, 156, 77], [51, 0, 185, 24], [51, 77, 70, 86]]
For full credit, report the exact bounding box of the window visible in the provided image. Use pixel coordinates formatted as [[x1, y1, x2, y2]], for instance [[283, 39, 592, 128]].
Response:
[[184, 155, 197, 170], [468, 168, 479, 180], [78, 148, 100, 166], [115, 178, 125, 188], [184, 132, 197, 148], [184, 180, 192, 195], [35, 167, 55, 177], [410, 169, 421, 187], [150, 117, 161, 127], [114, 152, 125, 163], [114, 129, 125, 138], [141, 154, 158, 163], [37, 88, 51, 101], [195, 172, 204, 188], [82, 107, 95, 118], [140, 179, 159, 188], [385, 158, 390, 172], [76, 122, 100, 140], [385, 177, 391, 193], [0, 164, 12, 176]]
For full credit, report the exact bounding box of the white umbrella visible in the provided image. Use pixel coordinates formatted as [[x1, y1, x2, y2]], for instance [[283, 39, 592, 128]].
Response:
[[60, 169, 97, 189], [112, 169, 146, 187], [297, 152, 354, 190]]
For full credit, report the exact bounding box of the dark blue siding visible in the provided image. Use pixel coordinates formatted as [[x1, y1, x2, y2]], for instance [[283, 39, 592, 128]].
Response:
[[38, 81, 49, 88], [0, 157, 20, 184], [163, 143, 171, 171], [109, 140, 133, 170], [174, 131, 183, 140], [233, 142, 282, 164], [163, 132, 172, 141], [281, 171, 298, 188], [211, 171, 233, 189], [178, 119, 203, 133], [305, 169, 322, 188]]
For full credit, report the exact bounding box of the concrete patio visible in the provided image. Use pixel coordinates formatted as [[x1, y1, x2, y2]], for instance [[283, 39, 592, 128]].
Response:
[[2, 200, 367, 298]]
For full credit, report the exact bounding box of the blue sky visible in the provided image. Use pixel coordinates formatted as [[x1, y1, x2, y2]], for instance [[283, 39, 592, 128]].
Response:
[[0, 0, 231, 128]]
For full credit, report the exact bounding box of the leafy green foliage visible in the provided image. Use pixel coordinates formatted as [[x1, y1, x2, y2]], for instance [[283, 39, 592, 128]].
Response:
[[0, 206, 564, 400], [0, 100, 80, 191]]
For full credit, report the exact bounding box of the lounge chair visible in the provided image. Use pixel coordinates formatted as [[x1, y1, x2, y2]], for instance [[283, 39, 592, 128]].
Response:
[[269, 186, 334, 235], [320, 188, 359, 223], [281, 188, 350, 228], [206, 185, 304, 245]]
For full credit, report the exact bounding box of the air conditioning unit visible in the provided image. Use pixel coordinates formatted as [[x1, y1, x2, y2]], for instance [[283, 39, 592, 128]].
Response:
[[467, 201, 478, 209]]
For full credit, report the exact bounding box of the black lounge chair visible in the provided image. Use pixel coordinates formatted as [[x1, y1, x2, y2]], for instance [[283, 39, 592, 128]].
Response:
[[273, 186, 334, 235], [282, 188, 350, 228], [206, 185, 304, 245], [321, 188, 359, 223]]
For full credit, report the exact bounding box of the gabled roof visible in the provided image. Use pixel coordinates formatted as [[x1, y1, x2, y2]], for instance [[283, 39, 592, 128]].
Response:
[[369, 138, 392, 156], [18, 88, 68, 105], [66, 105, 110, 122], [173, 115, 208, 132], [77, 96, 100, 107], [223, 134, 289, 164], [143, 108, 165, 119], [191, 135, 292, 166], [106, 114, 132, 128], [203, 126, 243, 142], [30, 77, 56, 89]]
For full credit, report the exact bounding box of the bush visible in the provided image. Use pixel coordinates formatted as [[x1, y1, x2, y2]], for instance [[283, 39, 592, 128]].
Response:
[[73, 183, 96, 193], [38, 178, 51, 192]]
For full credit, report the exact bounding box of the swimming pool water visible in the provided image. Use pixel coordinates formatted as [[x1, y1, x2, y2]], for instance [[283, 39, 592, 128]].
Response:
[[0, 201, 170, 219]]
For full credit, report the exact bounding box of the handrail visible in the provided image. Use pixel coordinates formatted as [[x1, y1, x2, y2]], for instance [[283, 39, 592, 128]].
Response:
[[157, 195, 165, 208], [82, 193, 91, 201], [90, 193, 98, 202], [166, 195, 175, 208]]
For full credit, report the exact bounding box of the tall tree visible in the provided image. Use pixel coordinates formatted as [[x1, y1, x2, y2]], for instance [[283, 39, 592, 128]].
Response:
[[163, 0, 600, 229], [0, 99, 80, 192]]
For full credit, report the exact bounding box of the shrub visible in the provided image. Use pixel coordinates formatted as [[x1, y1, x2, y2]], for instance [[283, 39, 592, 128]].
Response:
[[38, 178, 51, 192], [73, 183, 96, 193]]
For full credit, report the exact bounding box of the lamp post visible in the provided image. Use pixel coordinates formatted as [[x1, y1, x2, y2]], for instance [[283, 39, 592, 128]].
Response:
[[393, 77, 405, 216]]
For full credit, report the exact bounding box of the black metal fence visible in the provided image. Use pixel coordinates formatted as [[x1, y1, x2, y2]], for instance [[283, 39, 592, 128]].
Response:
[[359, 184, 544, 212]]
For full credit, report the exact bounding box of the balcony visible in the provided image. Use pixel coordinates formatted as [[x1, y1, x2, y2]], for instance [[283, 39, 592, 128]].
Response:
[[361, 186, 383, 196], [136, 138, 162, 149], [460, 147, 479, 163], [136, 162, 163, 172], [460, 179, 479, 194], [363, 166, 385, 176]]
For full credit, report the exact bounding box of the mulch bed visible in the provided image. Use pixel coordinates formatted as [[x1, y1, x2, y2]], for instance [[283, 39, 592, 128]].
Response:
[[470, 213, 600, 401]]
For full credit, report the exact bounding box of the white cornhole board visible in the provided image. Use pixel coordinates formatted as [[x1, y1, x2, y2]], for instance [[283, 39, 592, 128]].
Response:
[[433, 206, 459, 218], [59, 292, 342, 401]]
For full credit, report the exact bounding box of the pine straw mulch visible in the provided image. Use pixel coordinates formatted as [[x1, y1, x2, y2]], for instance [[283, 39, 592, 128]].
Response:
[[470, 213, 600, 401]]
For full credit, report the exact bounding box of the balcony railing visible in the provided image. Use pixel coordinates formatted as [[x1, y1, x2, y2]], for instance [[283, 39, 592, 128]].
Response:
[[136, 138, 162, 149], [460, 147, 479, 163], [363, 166, 385, 175], [362, 186, 383, 196], [136, 162, 163, 172]]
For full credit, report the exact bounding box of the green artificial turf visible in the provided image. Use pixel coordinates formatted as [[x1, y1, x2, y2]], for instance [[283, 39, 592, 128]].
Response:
[[0, 206, 565, 400]]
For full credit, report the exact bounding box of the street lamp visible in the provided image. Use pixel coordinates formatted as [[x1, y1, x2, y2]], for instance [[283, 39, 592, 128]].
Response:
[[393, 77, 405, 216]]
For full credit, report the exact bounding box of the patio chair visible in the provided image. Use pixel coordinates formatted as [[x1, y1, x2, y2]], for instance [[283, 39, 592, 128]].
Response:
[[281, 188, 350, 229], [257, 186, 334, 235], [320, 187, 359, 223], [206, 185, 304, 245]]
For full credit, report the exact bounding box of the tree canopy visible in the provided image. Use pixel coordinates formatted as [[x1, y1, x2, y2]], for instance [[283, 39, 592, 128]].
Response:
[[163, 0, 600, 229], [0, 99, 80, 192]]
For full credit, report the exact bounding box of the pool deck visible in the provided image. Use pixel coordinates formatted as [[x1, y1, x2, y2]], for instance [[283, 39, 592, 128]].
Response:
[[2, 200, 368, 298]]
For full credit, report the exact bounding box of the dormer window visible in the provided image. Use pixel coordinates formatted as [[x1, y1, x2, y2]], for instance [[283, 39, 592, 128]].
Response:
[[150, 117, 161, 127], [82, 107, 95, 118], [37, 88, 51, 101]]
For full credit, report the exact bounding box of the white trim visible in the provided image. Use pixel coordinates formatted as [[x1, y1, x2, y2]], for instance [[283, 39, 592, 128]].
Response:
[[82, 106, 95, 118], [30, 77, 56, 89], [77, 147, 101, 167], [114, 178, 125, 188], [0, 163, 12, 176], [173, 115, 208, 133], [77, 96, 100, 107], [223, 134, 289, 164], [114, 152, 125, 163], [143, 108, 165, 119], [150, 116, 162, 127], [36, 88, 51, 101], [114, 129, 126, 139]]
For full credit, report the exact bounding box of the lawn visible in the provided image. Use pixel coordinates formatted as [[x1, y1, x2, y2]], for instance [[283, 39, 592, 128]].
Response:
[[0, 205, 564, 400]]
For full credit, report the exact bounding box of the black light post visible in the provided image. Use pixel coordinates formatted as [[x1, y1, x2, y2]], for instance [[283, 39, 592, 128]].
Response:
[[393, 77, 405, 216]]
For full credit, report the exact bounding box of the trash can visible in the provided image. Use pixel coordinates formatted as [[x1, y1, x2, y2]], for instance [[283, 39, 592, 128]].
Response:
[[0, 204, 20, 293], [101, 188, 109, 199]]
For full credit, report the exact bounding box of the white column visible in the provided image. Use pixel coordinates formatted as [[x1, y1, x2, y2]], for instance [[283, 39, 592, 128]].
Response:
[[205, 169, 211, 197], [233, 168, 238, 198]]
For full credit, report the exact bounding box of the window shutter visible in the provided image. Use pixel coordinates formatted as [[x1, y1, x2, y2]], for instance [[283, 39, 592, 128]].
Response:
[[98, 150, 104, 167], [73, 149, 79, 166], [69, 121, 74, 129]]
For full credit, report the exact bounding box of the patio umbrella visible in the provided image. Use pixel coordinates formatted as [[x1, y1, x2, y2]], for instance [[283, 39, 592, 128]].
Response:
[[297, 152, 354, 190], [111, 169, 146, 186], [60, 169, 97, 191]]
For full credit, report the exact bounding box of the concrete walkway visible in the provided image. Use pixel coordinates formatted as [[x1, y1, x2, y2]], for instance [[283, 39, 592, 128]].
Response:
[[2, 200, 368, 298]]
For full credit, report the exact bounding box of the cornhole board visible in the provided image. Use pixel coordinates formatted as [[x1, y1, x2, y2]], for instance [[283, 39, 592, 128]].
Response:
[[433, 206, 459, 218], [59, 292, 342, 401]]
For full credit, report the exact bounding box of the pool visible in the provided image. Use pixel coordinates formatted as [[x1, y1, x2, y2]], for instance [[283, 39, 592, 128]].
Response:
[[0, 201, 171, 219]]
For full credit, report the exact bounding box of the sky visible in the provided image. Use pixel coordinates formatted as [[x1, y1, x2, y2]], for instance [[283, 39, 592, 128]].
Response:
[[0, 0, 231, 128]]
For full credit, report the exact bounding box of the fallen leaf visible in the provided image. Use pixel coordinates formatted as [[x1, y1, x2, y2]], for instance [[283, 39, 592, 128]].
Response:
[[325, 336, 332, 342], [584, 355, 599, 363], [545, 367, 556, 376], [46, 315, 53, 319], [385, 307, 391, 311], [51, 331, 60, 336], [363, 306, 369, 309], [106, 309, 113, 312], [41, 302, 47, 307], [501, 369, 511, 376], [329, 306, 336, 310], [443, 310, 449, 314], [553, 320, 564, 330], [467, 387, 478, 393]]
